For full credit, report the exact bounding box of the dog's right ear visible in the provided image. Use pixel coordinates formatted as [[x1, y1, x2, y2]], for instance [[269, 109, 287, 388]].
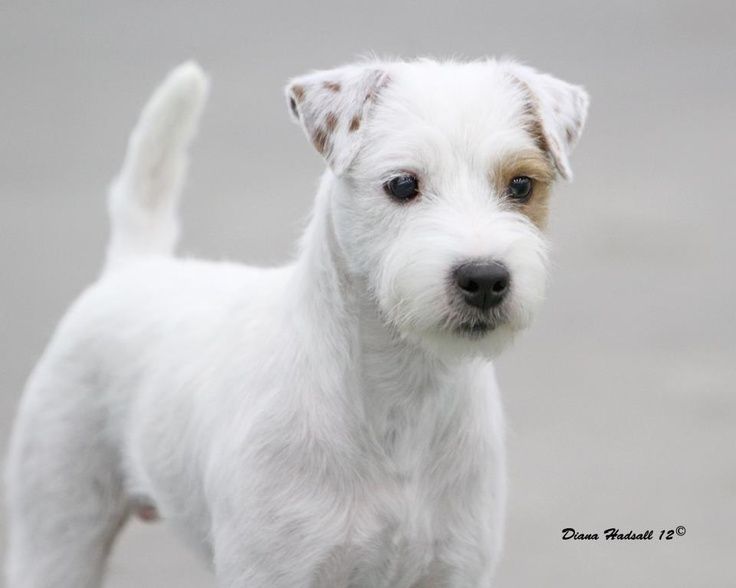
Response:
[[286, 64, 389, 176]]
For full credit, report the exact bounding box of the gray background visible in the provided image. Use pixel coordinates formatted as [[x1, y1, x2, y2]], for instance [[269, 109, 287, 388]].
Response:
[[1, 2, 734, 587]]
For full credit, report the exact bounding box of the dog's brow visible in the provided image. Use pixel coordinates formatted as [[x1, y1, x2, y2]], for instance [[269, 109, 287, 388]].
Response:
[[496, 149, 555, 183]]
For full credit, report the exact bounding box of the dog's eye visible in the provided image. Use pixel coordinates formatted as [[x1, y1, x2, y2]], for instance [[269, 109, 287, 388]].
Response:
[[384, 174, 420, 202], [507, 176, 533, 202]]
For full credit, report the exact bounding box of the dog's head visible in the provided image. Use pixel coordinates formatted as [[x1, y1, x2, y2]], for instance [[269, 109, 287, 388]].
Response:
[[287, 59, 588, 358]]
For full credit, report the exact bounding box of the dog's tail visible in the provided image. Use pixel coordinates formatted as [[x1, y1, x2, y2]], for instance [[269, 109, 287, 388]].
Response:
[[105, 62, 209, 270]]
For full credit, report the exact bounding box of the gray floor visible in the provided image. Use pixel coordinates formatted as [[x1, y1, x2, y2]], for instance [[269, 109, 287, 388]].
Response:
[[1, 2, 734, 587]]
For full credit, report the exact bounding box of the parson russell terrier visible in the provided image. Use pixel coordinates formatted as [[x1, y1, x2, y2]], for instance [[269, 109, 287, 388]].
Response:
[[4, 59, 588, 587]]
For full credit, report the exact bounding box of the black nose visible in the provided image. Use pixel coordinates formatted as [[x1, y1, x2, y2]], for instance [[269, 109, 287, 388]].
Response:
[[454, 261, 510, 310]]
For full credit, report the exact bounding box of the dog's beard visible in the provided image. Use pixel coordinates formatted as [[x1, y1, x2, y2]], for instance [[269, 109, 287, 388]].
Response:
[[375, 292, 526, 360], [444, 303, 510, 340], [412, 318, 519, 360]]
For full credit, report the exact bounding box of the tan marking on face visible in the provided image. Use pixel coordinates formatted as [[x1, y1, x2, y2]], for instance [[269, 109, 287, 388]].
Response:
[[494, 150, 555, 229], [349, 115, 361, 132], [323, 81, 341, 92], [325, 112, 338, 132]]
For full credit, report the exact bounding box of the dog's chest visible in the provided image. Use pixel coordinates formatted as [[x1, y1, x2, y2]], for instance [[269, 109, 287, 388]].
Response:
[[317, 364, 489, 586], [323, 423, 480, 587], [323, 470, 446, 587]]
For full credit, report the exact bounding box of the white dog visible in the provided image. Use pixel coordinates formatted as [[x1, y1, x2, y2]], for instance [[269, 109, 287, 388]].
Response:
[[4, 58, 587, 587]]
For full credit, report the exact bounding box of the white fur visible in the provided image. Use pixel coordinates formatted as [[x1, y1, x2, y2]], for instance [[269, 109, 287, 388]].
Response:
[[4, 58, 588, 587]]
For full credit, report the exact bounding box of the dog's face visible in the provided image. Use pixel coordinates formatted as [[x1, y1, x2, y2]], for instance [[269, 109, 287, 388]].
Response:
[[287, 60, 588, 358]]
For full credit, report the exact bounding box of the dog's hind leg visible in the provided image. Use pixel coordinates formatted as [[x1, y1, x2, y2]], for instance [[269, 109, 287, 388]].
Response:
[[4, 360, 129, 588]]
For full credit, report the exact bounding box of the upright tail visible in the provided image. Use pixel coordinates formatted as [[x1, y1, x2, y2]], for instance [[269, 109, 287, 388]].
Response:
[[105, 62, 209, 270]]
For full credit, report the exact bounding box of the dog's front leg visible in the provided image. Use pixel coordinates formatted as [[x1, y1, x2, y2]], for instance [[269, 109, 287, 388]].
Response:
[[207, 453, 354, 588]]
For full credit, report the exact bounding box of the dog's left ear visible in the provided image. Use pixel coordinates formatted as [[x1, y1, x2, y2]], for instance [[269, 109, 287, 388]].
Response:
[[505, 63, 590, 180], [286, 64, 389, 175]]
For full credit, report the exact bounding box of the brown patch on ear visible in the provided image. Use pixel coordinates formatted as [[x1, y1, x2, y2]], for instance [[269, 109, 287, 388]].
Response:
[[292, 85, 305, 101], [287, 67, 390, 174], [507, 74, 561, 175], [494, 150, 555, 229], [289, 84, 306, 119], [525, 112, 550, 157], [312, 128, 329, 155], [325, 112, 338, 132]]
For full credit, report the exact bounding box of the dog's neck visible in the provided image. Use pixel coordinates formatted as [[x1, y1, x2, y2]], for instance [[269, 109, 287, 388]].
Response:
[[290, 172, 476, 452]]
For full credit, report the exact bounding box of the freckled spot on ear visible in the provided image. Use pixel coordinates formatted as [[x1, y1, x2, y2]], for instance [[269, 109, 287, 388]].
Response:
[[526, 111, 551, 156], [292, 85, 305, 101], [566, 127, 575, 144], [312, 128, 329, 154], [323, 81, 341, 92], [325, 112, 338, 132], [289, 97, 299, 118], [349, 115, 361, 132], [506, 74, 553, 158]]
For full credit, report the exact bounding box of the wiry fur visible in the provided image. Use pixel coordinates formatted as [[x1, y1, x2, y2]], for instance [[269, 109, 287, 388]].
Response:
[[4, 58, 588, 587]]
